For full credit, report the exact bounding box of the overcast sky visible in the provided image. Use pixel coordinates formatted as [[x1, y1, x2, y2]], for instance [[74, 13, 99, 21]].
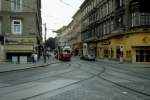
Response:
[[41, 0, 84, 39]]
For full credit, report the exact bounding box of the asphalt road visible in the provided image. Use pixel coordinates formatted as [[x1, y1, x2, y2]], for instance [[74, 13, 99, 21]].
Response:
[[0, 57, 150, 100]]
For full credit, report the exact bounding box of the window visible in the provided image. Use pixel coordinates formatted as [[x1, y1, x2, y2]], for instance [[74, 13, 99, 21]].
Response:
[[12, 20, 22, 34], [0, 0, 1, 11], [100, 7, 103, 18], [131, 12, 140, 27], [116, 16, 123, 28], [116, 0, 123, 9], [106, 21, 110, 34], [0, 19, 1, 34], [119, 0, 123, 7], [100, 24, 103, 36], [94, 0, 97, 7], [103, 23, 106, 35], [140, 13, 150, 25], [109, 0, 113, 13], [131, 12, 150, 26], [11, 0, 22, 11], [103, 4, 106, 17], [106, 3, 109, 15], [111, 20, 114, 32]]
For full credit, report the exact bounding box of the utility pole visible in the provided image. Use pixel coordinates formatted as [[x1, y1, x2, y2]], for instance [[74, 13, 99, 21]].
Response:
[[44, 23, 47, 63]]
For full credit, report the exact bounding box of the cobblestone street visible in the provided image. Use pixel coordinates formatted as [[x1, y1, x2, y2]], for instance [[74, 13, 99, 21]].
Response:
[[0, 57, 149, 100]]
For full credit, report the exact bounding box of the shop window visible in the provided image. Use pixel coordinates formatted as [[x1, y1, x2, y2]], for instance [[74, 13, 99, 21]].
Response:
[[104, 48, 109, 58], [126, 50, 131, 58], [145, 50, 150, 62], [110, 48, 114, 58], [116, 48, 120, 59], [136, 50, 150, 62], [136, 50, 144, 62]]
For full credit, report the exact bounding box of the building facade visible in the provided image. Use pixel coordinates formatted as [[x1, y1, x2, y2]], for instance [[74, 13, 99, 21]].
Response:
[[56, 10, 82, 56], [0, 0, 42, 63], [55, 26, 68, 47], [71, 10, 82, 56], [80, 0, 150, 63]]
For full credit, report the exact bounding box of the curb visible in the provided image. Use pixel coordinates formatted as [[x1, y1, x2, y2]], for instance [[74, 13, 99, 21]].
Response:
[[96, 59, 150, 67], [0, 61, 60, 73]]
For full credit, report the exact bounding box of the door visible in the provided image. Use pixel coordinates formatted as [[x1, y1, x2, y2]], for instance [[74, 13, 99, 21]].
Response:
[[103, 47, 109, 58]]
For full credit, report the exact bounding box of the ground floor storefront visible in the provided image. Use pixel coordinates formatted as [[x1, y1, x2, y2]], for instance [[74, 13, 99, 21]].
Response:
[[6, 52, 33, 63], [4, 44, 34, 63], [73, 42, 82, 56], [96, 33, 150, 64], [0, 36, 42, 64]]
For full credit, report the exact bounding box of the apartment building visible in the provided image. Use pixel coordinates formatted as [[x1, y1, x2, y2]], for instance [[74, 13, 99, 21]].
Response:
[[66, 21, 74, 47], [55, 26, 68, 47], [56, 10, 82, 56], [71, 10, 82, 56], [80, 0, 150, 63], [0, 0, 42, 63]]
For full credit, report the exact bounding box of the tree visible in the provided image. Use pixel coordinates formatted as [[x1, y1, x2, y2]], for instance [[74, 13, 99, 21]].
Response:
[[45, 37, 56, 51]]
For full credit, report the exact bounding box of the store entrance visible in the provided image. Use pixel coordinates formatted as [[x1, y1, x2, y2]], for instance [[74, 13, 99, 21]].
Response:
[[136, 50, 150, 62], [104, 49, 109, 58]]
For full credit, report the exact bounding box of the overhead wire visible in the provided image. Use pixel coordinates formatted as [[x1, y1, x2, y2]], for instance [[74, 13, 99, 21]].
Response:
[[4, 0, 82, 36], [59, 0, 76, 9], [5, 0, 82, 24]]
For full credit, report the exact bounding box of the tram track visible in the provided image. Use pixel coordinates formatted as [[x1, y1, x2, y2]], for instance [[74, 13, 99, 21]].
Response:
[[82, 60, 150, 80], [0, 62, 65, 84], [0, 60, 150, 99], [0, 62, 80, 89], [77, 61, 150, 97], [21, 60, 150, 99], [21, 62, 106, 100], [102, 63, 150, 81]]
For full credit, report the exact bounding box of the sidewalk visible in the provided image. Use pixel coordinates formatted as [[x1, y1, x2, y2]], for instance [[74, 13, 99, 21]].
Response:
[[0, 57, 60, 73], [96, 58, 150, 68]]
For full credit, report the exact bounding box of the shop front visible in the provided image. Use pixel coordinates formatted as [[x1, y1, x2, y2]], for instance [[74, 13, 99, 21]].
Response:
[[5, 45, 34, 63], [88, 42, 97, 58], [132, 46, 150, 63], [4, 36, 37, 63], [73, 42, 82, 56], [97, 32, 150, 64], [97, 40, 111, 59]]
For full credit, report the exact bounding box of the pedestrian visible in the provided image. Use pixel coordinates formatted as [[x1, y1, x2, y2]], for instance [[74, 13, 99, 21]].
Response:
[[47, 51, 51, 59], [119, 46, 123, 63]]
